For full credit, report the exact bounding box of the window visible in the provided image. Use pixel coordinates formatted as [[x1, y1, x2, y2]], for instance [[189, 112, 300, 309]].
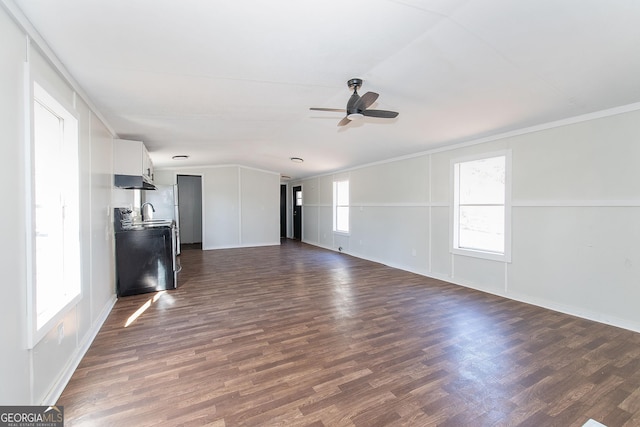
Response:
[[333, 180, 349, 233], [296, 189, 302, 206], [29, 82, 81, 346], [452, 151, 511, 262]]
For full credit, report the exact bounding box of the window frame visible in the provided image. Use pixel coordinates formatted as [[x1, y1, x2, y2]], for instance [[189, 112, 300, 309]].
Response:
[[333, 179, 350, 235], [26, 80, 82, 348], [450, 150, 512, 263]]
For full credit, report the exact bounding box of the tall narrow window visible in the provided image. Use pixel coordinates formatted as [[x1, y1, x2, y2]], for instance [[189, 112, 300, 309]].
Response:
[[333, 180, 349, 233], [30, 82, 81, 344], [452, 151, 511, 262]]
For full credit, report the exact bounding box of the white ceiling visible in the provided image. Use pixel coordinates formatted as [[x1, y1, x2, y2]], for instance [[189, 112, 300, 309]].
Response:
[[12, 0, 640, 180]]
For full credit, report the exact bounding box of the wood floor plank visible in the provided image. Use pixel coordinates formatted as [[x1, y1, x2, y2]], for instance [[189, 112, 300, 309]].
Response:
[[58, 240, 640, 426]]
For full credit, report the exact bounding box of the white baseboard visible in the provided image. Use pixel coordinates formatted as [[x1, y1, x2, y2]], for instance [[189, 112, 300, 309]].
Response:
[[202, 241, 281, 250]]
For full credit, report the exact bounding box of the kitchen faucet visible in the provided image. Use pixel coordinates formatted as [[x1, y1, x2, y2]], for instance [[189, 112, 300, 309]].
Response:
[[141, 202, 155, 221]]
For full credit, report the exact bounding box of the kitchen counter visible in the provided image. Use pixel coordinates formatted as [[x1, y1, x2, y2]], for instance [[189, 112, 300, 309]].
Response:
[[125, 219, 174, 230]]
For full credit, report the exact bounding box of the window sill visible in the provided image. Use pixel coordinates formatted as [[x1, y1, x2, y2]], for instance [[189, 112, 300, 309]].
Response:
[[451, 247, 511, 263]]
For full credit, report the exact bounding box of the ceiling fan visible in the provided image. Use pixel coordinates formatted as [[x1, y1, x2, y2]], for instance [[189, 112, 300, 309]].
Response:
[[310, 78, 399, 126]]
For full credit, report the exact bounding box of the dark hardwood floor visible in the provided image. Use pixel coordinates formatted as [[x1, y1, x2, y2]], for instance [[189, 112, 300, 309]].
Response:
[[59, 240, 640, 426]]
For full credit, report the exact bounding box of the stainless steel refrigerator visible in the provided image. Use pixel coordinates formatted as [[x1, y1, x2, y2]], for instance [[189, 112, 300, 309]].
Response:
[[143, 184, 181, 254]]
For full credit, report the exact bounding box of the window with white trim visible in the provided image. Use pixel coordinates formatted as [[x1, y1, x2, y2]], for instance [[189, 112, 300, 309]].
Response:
[[29, 82, 81, 346], [452, 151, 511, 262], [333, 180, 349, 233]]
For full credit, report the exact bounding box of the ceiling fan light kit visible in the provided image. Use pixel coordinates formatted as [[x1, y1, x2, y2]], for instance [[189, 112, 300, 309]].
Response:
[[310, 78, 399, 126]]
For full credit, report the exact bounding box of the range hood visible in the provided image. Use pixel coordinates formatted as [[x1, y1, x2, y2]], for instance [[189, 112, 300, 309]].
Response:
[[114, 174, 157, 190]]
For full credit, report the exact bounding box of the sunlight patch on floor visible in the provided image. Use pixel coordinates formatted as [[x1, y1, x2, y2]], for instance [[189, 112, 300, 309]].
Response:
[[124, 291, 166, 327]]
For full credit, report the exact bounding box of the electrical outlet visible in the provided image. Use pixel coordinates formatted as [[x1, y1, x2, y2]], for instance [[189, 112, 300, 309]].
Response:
[[411, 248, 417, 257]]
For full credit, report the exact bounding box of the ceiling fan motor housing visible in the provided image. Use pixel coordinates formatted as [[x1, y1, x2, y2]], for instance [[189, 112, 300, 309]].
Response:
[[347, 78, 363, 91]]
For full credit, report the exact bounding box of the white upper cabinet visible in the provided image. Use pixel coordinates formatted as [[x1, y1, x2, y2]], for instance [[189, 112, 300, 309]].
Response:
[[114, 139, 153, 181], [142, 148, 153, 181]]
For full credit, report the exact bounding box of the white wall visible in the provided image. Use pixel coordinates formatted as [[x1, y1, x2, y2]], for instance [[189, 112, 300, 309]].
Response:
[[0, 5, 116, 404], [0, 4, 31, 404], [240, 167, 281, 247], [154, 166, 280, 250], [293, 107, 640, 333]]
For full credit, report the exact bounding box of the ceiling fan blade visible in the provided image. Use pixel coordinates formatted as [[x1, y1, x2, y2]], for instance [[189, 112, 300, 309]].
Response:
[[354, 92, 379, 110], [362, 109, 399, 118], [337, 116, 351, 126], [310, 107, 346, 112]]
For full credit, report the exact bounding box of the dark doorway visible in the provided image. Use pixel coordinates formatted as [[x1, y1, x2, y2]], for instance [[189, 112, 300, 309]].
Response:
[[293, 185, 302, 240], [280, 185, 287, 238]]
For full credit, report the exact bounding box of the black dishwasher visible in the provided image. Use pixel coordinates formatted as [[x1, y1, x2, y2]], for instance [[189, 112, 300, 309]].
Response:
[[114, 209, 177, 297]]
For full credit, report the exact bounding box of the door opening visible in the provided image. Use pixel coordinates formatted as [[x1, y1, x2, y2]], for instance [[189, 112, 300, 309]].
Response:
[[177, 174, 203, 250], [293, 185, 302, 240]]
